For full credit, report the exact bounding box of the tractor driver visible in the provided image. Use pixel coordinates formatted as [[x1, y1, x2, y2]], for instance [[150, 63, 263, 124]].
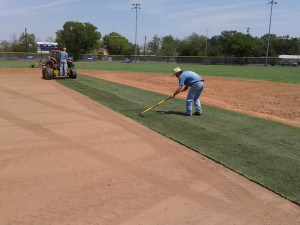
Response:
[[60, 47, 68, 76]]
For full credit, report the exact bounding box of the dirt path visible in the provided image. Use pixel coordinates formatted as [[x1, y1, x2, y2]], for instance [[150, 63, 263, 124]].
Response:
[[0, 69, 299, 225], [78, 69, 300, 127]]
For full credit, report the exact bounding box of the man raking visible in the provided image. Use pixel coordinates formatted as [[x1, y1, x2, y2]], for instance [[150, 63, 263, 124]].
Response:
[[171, 67, 204, 116]]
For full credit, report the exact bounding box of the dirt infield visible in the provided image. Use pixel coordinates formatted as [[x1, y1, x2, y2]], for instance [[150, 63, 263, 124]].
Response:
[[78, 69, 300, 127], [0, 68, 299, 225]]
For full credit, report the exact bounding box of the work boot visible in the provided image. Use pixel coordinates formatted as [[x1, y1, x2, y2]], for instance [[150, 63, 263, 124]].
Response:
[[193, 111, 202, 116]]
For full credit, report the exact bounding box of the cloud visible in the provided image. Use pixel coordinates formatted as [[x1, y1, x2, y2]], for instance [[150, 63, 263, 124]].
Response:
[[0, 0, 81, 16]]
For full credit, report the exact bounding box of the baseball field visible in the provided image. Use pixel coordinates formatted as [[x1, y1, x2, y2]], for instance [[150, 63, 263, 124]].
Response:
[[0, 61, 299, 224]]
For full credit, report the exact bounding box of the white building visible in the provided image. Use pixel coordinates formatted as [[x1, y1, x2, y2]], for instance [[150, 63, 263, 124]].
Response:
[[37, 42, 58, 53], [278, 55, 300, 60]]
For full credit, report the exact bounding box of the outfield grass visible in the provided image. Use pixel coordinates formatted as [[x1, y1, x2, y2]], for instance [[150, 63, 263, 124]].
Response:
[[57, 75, 300, 205], [1, 60, 299, 83], [0, 60, 38, 68]]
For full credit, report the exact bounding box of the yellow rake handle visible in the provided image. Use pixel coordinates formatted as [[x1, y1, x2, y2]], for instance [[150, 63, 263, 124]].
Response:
[[140, 96, 173, 115]]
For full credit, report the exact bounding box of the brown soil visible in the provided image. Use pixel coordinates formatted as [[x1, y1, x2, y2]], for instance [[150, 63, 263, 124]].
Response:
[[78, 69, 300, 127], [0, 68, 299, 225]]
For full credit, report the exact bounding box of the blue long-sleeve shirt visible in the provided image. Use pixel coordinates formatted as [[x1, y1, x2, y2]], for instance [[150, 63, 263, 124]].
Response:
[[60, 51, 68, 62], [179, 71, 203, 86]]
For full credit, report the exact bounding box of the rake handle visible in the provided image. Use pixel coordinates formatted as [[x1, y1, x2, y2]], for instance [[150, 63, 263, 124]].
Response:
[[140, 96, 173, 115]]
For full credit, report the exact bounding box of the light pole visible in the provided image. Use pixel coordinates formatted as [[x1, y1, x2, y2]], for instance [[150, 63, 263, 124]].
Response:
[[265, 0, 277, 66], [132, 3, 141, 62]]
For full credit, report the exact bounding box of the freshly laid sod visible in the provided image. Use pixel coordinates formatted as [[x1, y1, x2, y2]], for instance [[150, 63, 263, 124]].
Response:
[[57, 75, 300, 205]]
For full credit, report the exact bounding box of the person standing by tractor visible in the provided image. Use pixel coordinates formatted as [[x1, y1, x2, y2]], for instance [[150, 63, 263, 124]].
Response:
[[171, 67, 204, 116], [60, 47, 68, 76]]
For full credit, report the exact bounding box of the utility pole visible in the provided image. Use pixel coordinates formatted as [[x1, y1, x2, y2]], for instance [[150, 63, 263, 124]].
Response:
[[132, 3, 141, 62], [246, 27, 251, 35], [25, 28, 28, 52], [144, 36, 147, 56], [205, 29, 208, 64], [265, 0, 277, 66]]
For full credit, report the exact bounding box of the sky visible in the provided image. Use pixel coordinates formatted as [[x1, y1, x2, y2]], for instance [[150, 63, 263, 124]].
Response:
[[1, 0, 299, 46]]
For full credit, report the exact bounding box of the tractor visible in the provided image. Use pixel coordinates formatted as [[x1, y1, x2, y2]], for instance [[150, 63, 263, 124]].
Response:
[[42, 50, 77, 80]]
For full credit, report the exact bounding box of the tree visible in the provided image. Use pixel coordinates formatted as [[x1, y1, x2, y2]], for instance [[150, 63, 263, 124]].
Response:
[[208, 35, 223, 56], [103, 32, 132, 55], [177, 33, 206, 56], [273, 36, 299, 55], [211, 31, 238, 56], [0, 41, 11, 52], [159, 35, 176, 56], [56, 21, 101, 58], [261, 33, 277, 57], [252, 37, 265, 57], [208, 31, 260, 57], [227, 32, 257, 57], [19, 32, 36, 52], [147, 35, 161, 55], [10, 34, 23, 52]]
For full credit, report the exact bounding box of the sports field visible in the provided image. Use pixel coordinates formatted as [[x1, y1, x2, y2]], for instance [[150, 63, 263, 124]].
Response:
[[59, 64, 300, 203], [0, 62, 299, 224]]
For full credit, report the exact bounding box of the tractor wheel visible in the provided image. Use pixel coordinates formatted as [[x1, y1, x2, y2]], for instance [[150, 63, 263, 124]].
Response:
[[42, 68, 46, 79], [44, 68, 53, 80], [67, 62, 75, 68], [69, 68, 77, 79]]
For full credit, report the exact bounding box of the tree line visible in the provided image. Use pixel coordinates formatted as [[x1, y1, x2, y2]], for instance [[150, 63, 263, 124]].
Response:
[[1, 21, 299, 58]]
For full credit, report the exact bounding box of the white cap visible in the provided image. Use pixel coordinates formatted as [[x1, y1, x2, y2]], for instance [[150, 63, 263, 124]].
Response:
[[172, 67, 182, 76]]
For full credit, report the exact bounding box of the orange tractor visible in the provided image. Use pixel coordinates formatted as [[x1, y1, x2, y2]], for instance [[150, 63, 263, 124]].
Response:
[[42, 50, 77, 80]]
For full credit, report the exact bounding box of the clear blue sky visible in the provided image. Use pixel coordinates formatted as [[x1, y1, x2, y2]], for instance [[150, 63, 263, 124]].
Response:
[[1, 0, 299, 46]]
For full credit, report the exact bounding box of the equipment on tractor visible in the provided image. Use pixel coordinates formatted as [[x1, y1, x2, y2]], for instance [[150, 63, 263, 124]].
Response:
[[42, 50, 77, 80]]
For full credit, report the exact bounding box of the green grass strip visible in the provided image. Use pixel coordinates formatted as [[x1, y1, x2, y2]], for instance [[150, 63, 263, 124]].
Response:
[[57, 75, 300, 205]]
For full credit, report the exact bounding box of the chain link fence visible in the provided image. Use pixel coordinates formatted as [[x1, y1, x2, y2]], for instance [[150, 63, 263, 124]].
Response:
[[0, 52, 283, 66]]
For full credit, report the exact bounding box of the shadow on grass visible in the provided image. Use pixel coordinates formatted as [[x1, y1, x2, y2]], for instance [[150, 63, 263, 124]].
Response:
[[156, 110, 186, 116]]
